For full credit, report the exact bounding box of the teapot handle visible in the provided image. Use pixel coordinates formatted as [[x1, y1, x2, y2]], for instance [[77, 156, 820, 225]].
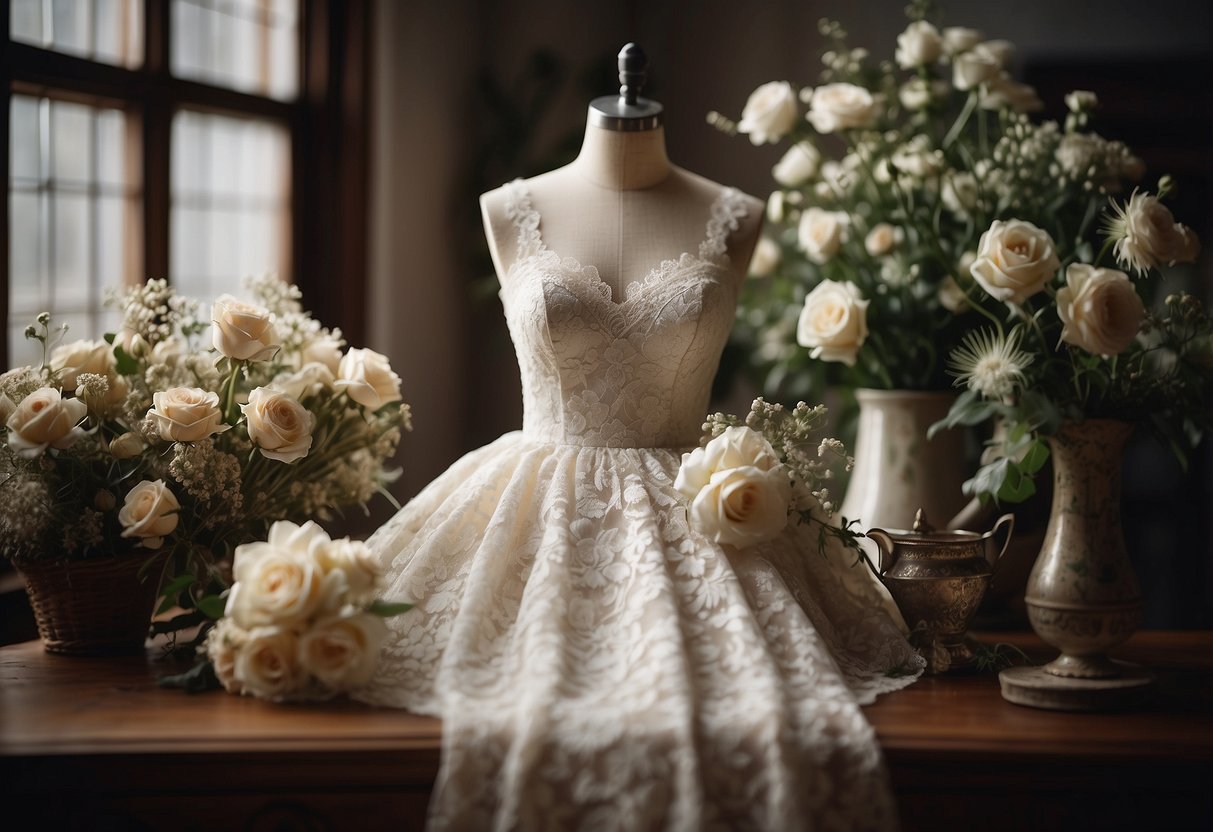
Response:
[[987, 513, 1015, 566], [865, 528, 896, 575]]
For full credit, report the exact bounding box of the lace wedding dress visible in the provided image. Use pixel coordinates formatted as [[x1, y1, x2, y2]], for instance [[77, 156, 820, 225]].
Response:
[[356, 179, 924, 831]]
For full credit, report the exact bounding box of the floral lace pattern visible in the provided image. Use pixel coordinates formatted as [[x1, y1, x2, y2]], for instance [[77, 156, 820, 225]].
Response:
[[356, 180, 923, 831]]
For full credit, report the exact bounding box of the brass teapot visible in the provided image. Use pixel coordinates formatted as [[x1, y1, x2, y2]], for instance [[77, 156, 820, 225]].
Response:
[[867, 510, 1014, 673]]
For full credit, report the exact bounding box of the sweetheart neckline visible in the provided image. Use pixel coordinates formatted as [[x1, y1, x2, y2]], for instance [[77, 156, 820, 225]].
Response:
[[506, 248, 730, 309]]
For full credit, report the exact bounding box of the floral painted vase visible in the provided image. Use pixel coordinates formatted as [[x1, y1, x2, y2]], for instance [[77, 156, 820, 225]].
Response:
[[1025, 419, 1142, 678]]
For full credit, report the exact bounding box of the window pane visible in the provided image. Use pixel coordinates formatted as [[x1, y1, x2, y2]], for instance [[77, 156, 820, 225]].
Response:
[[9, 0, 143, 69], [171, 0, 299, 101], [7, 95, 140, 367], [171, 110, 291, 301]]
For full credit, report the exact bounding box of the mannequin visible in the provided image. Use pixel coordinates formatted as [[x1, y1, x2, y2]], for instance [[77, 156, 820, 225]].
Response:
[[480, 46, 763, 299]]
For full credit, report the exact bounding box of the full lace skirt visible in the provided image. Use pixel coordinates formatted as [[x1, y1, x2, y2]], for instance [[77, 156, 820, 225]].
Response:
[[356, 433, 924, 831]]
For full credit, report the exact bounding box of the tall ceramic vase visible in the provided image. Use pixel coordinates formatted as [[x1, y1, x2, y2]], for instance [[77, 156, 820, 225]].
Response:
[[839, 389, 969, 530], [1001, 420, 1153, 710]]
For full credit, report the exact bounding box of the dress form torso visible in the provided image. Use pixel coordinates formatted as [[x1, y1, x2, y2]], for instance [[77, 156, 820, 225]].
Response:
[[481, 113, 763, 298]]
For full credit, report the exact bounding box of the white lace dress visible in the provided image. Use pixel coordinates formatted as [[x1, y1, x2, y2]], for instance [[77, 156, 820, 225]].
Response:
[[355, 180, 924, 831]]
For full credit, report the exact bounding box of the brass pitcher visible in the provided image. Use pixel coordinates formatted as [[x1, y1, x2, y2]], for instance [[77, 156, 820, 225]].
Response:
[[867, 510, 1014, 673]]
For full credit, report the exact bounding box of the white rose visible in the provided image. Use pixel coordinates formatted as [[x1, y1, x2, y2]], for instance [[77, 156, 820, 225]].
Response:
[[315, 538, 382, 606], [212, 295, 279, 362], [807, 83, 879, 133], [114, 328, 150, 358], [771, 142, 820, 187], [206, 618, 248, 694], [982, 39, 1015, 67], [228, 532, 338, 629], [970, 219, 1061, 305], [150, 337, 186, 365], [269, 362, 336, 400], [796, 279, 870, 366], [749, 237, 782, 278], [1111, 191, 1189, 274], [1056, 264, 1145, 357], [688, 465, 791, 548], [766, 191, 786, 224], [334, 348, 402, 410], [896, 20, 942, 69], [241, 387, 316, 463], [300, 332, 344, 374], [899, 78, 943, 111], [937, 275, 970, 313], [942, 27, 983, 55], [297, 613, 387, 690], [108, 431, 145, 460], [118, 479, 180, 549], [798, 208, 849, 264], [675, 425, 781, 500], [6, 388, 89, 459], [50, 339, 128, 408], [891, 139, 944, 178], [952, 45, 1001, 91], [865, 223, 903, 257], [980, 73, 1042, 113], [737, 81, 799, 145], [942, 171, 979, 215], [148, 387, 227, 443], [232, 626, 301, 700]]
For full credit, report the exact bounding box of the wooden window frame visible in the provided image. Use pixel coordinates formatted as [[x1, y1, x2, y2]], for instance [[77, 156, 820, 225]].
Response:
[[0, 0, 371, 367]]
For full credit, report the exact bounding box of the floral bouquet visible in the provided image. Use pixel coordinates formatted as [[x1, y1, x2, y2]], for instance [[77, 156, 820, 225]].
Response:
[[197, 520, 410, 702], [1, 274, 412, 650], [710, 1, 1196, 401], [675, 397, 859, 552]]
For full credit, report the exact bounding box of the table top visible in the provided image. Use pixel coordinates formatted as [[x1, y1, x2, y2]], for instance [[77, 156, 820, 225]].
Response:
[[2, 630, 1211, 763]]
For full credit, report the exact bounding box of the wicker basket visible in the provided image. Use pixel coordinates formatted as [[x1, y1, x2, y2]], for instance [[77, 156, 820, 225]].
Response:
[[18, 552, 161, 655]]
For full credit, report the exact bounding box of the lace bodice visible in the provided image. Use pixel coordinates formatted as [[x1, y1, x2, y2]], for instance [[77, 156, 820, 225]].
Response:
[[500, 180, 748, 448]]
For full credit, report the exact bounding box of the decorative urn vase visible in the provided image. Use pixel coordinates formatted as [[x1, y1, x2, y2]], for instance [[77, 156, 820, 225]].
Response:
[[1000, 420, 1154, 710]]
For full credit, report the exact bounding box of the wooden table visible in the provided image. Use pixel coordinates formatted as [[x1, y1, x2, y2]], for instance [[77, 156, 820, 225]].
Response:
[[3, 631, 1211, 831]]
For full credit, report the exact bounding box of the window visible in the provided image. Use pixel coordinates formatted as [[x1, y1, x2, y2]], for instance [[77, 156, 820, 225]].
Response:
[[3, 0, 371, 367]]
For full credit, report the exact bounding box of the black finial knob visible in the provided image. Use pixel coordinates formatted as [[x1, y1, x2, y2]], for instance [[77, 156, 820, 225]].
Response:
[[618, 43, 647, 106]]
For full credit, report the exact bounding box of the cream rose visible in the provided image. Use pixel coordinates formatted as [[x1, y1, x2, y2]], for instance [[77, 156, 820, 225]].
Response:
[[766, 191, 786, 223], [980, 73, 1042, 113], [942, 27, 983, 55], [227, 520, 340, 628], [50, 339, 128, 408], [737, 81, 799, 145], [796, 279, 870, 366], [982, 39, 1015, 67], [1110, 191, 1190, 274], [798, 208, 848, 264], [269, 362, 336, 400], [937, 275, 970, 313], [108, 431, 145, 460], [898, 78, 948, 111], [316, 538, 382, 606], [118, 479, 180, 548], [970, 219, 1060, 305], [241, 387, 316, 463], [688, 466, 792, 548], [148, 387, 227, 442], [895, 20, 942, 68], [748, 237, 782, 278], [334, 348, 402, 410], [865, 223, 903, 257], [952, 45, 1001, 91], [771, 142, 820, 187], [297, 613, 387, 689], [212, 295, 279, 362], [807, 83, 879, 134], [300, 332, 344, 374], [1056, 264, 1145, 357], [206, 618, 248, 694], [232, 626, 301, 701], [942, 171, 979, 215], [6, 388, 89, 458], [675, 426, 781, 499]]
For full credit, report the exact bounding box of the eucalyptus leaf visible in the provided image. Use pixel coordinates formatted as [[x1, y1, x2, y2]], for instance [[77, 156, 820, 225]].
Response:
[[369, 600, 414, 618], [197, 595, 228, 620], [113, 345, 138, 376]]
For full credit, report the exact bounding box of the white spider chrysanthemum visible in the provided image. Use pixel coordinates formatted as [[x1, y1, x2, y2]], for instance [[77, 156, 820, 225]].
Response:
[[948, 328, 1033, 399]]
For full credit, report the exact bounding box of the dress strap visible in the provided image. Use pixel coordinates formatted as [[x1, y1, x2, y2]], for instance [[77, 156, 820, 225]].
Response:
[[699, 187, 748, 262], [503, 178, 545, 261]]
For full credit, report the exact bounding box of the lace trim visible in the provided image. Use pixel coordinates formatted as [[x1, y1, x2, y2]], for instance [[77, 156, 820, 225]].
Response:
[[503, 178, 543, 260], [699, 186, 747, 261]]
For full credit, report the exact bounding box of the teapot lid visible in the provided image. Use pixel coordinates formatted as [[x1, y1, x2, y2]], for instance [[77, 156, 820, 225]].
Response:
[[878, 509, 985, 544]]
